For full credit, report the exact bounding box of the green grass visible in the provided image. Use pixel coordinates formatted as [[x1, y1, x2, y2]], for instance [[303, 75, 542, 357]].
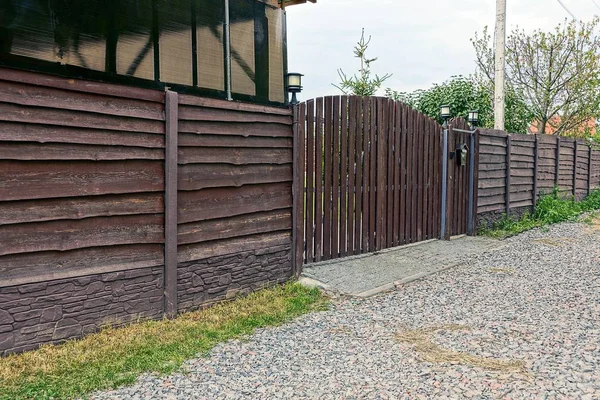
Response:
[[0, 283, 327, 400], [480, 188, 600, 239]]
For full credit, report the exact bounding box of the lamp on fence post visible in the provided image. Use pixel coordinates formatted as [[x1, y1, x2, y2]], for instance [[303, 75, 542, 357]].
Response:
[[286, 72, 304, 105], [468, 110, 479, 129], [440, 105, 451, 127]]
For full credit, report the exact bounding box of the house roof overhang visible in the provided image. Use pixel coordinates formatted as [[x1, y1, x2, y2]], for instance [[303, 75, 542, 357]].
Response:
[[279, 0, 317, 8]]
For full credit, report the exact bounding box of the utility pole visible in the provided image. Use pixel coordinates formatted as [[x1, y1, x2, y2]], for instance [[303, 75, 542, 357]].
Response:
[[494, 0, 506, 130]]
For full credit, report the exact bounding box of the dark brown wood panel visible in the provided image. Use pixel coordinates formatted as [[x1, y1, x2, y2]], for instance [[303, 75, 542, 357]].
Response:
[[178, 164, 292, 191], [179, 121, 293, 137], [0, 214, 164, 256], [0, 193, 164, 226], [178, 133, 292, 148], [0, 160, 164, 201], [178, 147, 292, 165], [0, 143, 164, 161]]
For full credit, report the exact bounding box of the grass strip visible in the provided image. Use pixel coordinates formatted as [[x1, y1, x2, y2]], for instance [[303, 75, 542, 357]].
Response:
[[0, 283, 327, 400], [480, 188, 600, 239]]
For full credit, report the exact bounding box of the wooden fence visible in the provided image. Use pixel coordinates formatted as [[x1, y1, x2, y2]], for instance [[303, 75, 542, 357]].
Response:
[[477, 129, 600, 217], [0, 67, 293, 355]]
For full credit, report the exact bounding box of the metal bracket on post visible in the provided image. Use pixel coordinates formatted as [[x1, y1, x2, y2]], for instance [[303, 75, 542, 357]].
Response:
[[440, 124, 449, 239]]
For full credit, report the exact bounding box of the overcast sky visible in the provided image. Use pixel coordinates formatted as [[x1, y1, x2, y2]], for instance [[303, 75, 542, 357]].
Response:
[[286, 0, 600, 101]]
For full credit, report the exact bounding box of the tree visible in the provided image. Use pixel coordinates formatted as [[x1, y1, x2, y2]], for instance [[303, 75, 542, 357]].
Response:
[[386, 75, 532, 133], [333, 29, 392, 96], [472, 19, 600, 135]]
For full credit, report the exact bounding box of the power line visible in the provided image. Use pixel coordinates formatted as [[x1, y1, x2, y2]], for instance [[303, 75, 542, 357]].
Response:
[[556, 0, 577, 20], [590, 0, 600, 12]]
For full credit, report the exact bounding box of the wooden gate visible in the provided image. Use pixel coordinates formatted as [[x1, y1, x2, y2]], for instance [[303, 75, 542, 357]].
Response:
[[293, 96, 449, 265], [445, 118, 479, 237]]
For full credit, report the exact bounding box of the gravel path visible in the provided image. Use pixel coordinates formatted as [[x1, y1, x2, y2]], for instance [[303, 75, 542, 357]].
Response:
[[93, 220, 600, 399]]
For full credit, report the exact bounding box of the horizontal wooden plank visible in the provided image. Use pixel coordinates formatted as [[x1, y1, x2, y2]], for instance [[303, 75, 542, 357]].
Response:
[[178, 182, 292, 224], [178, 147, 292, 165], [0, 193, 164, 226], [0, 67, 165, 103], [480, 169, 506, 179], [479, 177, 506, 189], [0, 122, 164, 148], [480, 162, 507, 171], [538, 135, 558, 144], [510, 184, 534, 193], [0, 103, 165, 134], [178, 164, 292, 191], [478, 203, 505, 214], [179, 105, 292, 125], [479, 129, 508, 138], [480, 146, 507, 156], [178, 209, 292, 245], [478, 194, 506, 207], [511, 147, 535, 157], [178, 133, 292, 148], [478, 187, 506, 197], [511, 200, 534, 208], [510, 176, 534, 185], [480, 154, 507, 164], [178, 93, 292, 116], [178, 231, 292, 263], [510, 168, 534, 178], [179, 121, 292, 138], [0, 244, 164, 288], [510, 161, 534, 169], [480, 136, 508, 147], [0, 160, 164, 201], [0, 80, 164, 120], [0, 142, 164, 161], [0, 192, 164, 227], [0, 214, 164, 256]]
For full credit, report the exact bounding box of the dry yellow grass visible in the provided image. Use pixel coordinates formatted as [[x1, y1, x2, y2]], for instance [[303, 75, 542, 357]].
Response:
[[395, 325, 528, 374], [0, 283, 327, 400], [488, 267, 516, 274]]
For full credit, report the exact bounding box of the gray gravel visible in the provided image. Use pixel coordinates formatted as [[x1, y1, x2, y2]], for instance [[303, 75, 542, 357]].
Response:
[[92, 221, 600, 399]]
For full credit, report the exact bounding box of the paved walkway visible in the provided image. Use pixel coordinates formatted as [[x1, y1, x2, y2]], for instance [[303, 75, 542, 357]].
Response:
[[301, 236, 504, 297], [93, 219, 600, 399]]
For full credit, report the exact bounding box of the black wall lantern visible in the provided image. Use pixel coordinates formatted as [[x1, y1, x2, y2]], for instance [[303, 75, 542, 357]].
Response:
[[440, 105, 451, 126], [468, 110, 479, 128], [286, 72, 304, 105]]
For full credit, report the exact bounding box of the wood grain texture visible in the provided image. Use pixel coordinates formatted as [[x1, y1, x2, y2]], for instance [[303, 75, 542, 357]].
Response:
[[0, 160, 164, 201], [0, 244, 164, 288], [0, 143, 164, 161], [0, 214, 164, 256], [178, 164, 292, 191], [178, 147, 292, 165]]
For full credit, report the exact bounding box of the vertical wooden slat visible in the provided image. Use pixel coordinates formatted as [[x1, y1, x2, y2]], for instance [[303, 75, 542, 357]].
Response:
[[410, 111, 419, 242], [555, 137, 561, 188], [423, 117, 431, 239], [452, 130, 460, 236], [399, 104, 408, 245], [416, 114, 424, 242], [332, 97, 341, 259], [323, 96, 333, 260], [348, 98, 357, 255], [427, 119, 435, 239], [405, 109, 414, 243], [386, 100, 395, 248], [339, 97, 348, 258], [377, 98, 387, 250], [362, 97, 371, 253], [533, 134, 539, 206], [314, 98, 324, 262], [445, 126, 455, 238], [573, 140, 578, 198], [293, 102, 306, 276], [305, 99, 315, 263], [432, 121, 440, 238], [505, 135, 512, 216], [393, 102, 402, 246], [369, 97, 377, 251], [354, 98, 364, 254], [164, 90, 178, 318]]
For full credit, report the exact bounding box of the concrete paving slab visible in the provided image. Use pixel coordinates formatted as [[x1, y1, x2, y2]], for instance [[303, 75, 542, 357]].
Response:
[[300, 236, 505, 297]]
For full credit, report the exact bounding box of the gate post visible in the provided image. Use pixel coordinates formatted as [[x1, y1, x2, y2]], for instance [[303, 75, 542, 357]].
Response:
[[440, 123, 449, 239], [164, 90, 179, 318], [292, 104, 306, 277], [467, 129, 476, 235]]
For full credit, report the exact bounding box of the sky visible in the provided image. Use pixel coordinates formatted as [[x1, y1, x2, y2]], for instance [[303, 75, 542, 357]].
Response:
[[285, 0, 600, 101]]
